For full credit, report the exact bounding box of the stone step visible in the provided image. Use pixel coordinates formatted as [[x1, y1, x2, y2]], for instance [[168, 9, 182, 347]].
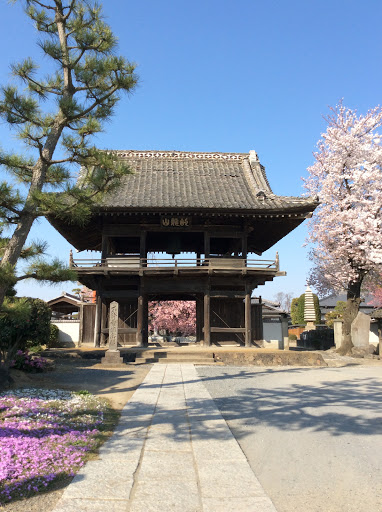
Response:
[[157, 358, 215, 364], [136, 350, 213, 357], [212, 341, 243, 346], [134, 357, 158, 364], [134, 355, 215, 365]]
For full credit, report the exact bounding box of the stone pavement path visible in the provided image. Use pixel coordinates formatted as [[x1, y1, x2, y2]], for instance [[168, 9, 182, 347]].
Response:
[[52, 364, 277, 512]]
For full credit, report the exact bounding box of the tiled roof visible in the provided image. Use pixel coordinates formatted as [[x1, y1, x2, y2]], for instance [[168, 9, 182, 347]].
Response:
[[93, 150, 317, 213]]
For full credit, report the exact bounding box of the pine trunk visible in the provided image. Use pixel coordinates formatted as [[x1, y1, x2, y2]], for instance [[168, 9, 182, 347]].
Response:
[[0, 122, 65, 308], [337, 280, 362, 355]]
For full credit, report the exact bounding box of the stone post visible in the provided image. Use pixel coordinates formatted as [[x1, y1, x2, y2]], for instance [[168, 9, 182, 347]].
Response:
[[101, 301, 124, 367], [333, 319, 343, 349]]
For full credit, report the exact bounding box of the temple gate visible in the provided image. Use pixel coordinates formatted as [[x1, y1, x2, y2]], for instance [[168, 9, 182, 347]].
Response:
[[50, 150, 318, 347]]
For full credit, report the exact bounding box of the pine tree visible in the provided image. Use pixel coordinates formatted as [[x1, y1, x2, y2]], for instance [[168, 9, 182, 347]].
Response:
[[0, 0, 138, 306]]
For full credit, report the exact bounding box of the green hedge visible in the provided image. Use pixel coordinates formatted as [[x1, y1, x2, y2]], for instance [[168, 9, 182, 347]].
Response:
[[0, 298, 51, 361]]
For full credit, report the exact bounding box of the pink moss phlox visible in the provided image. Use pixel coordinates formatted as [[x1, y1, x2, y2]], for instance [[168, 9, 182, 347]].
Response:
[[0, 390, 106, 504]]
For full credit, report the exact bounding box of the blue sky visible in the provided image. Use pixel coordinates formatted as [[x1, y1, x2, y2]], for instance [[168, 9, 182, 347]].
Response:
[[0, 0, 381, 302]]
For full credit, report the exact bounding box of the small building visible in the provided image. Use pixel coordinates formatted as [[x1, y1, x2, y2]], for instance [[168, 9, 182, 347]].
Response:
[[47, 293, 96, 345], [261, 299, 289, 349], [49, 150, 318, 347]]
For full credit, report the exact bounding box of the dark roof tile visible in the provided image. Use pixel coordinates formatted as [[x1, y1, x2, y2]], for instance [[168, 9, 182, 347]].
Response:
[[89, 150, 318, 213]]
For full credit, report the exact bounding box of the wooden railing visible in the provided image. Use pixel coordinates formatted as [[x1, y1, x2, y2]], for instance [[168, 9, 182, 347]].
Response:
[[70, 254, 280, 271]]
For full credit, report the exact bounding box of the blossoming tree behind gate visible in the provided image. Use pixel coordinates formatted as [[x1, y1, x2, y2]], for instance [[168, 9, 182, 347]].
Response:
[[149, 301, 196, 337]]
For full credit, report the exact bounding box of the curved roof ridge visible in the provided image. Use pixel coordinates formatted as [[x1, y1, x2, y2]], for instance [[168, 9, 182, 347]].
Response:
[[111, 149, 247, 161]]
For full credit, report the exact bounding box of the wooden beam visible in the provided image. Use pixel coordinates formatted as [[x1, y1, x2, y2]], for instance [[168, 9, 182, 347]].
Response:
[[101, 290, 139, 298], [101, 327, 137, 334], [210, 327, 246, 333], [210, 290, 246, 298]]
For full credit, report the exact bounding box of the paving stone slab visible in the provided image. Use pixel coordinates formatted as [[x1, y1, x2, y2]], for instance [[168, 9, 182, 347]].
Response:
[[53, 498, 129, 512], [138, 451, 196, 480], [198, 460, 265, 498], [63, 459, 136, 499], [98, 437, 145, 458], [130, 480, 200, 512], [192, 439, 248, 462], [202, 496, 278, 512]]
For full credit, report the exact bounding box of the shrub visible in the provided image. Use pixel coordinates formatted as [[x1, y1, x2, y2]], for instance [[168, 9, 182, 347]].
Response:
[[24, 298, 52, 348], [288, 334, 297, 341], [48, 324, 60, 348], [325, 300, 346, 327], [10, 350, 48, 373], [0, 297, 51, 365]]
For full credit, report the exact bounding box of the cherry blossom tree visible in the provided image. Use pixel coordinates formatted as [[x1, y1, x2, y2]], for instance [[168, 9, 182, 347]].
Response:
[[149, 301, 196, 337], [367, 277, 382, 307], [304, 102, 382, 354]]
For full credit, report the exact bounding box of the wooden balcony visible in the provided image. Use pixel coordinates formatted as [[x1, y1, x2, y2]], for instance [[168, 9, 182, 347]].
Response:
[[70, 255, 283, 276]]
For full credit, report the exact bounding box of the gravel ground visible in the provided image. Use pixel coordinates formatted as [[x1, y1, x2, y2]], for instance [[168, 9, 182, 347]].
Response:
[[197, 364, 382, 512]]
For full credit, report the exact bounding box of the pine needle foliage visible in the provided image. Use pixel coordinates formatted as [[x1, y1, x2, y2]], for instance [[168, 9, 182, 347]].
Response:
[[0, 0, 138, 305]]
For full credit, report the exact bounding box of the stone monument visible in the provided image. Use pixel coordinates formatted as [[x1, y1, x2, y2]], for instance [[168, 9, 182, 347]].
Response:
[[351, 312, 370, 350], [101, 301, 125, 366], [304, 285, 316, 331]]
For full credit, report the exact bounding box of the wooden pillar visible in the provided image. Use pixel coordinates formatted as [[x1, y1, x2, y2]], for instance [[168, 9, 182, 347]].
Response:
[[204, 287, 211, 346], [101, 235, 108, 260], [196, 295, 204, 343], [204, 231, 210, 258], [136, 294, 143, 347], [242, 233, 248, 260], [136, 285, 148, 347], [140, 231, 147, 265], [100, 301, 107, 346], [245, 285, 252, 347], [142, 294, 149, 347], [94, 294, 102, 347], [78, 304, 84, 347]]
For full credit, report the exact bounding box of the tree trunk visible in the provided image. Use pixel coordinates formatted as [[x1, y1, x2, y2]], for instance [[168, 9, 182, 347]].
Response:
[[0, 122, 65, 308], [337, 279, 362, 355]]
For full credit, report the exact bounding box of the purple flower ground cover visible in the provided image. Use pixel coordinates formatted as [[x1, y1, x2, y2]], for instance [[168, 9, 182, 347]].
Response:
[[0, 388, 111, 505]]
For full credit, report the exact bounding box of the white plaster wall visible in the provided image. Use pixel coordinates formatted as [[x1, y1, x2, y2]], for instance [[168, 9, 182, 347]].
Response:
[[369, 323, 379, 346], [52, 321, 80, 344]]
